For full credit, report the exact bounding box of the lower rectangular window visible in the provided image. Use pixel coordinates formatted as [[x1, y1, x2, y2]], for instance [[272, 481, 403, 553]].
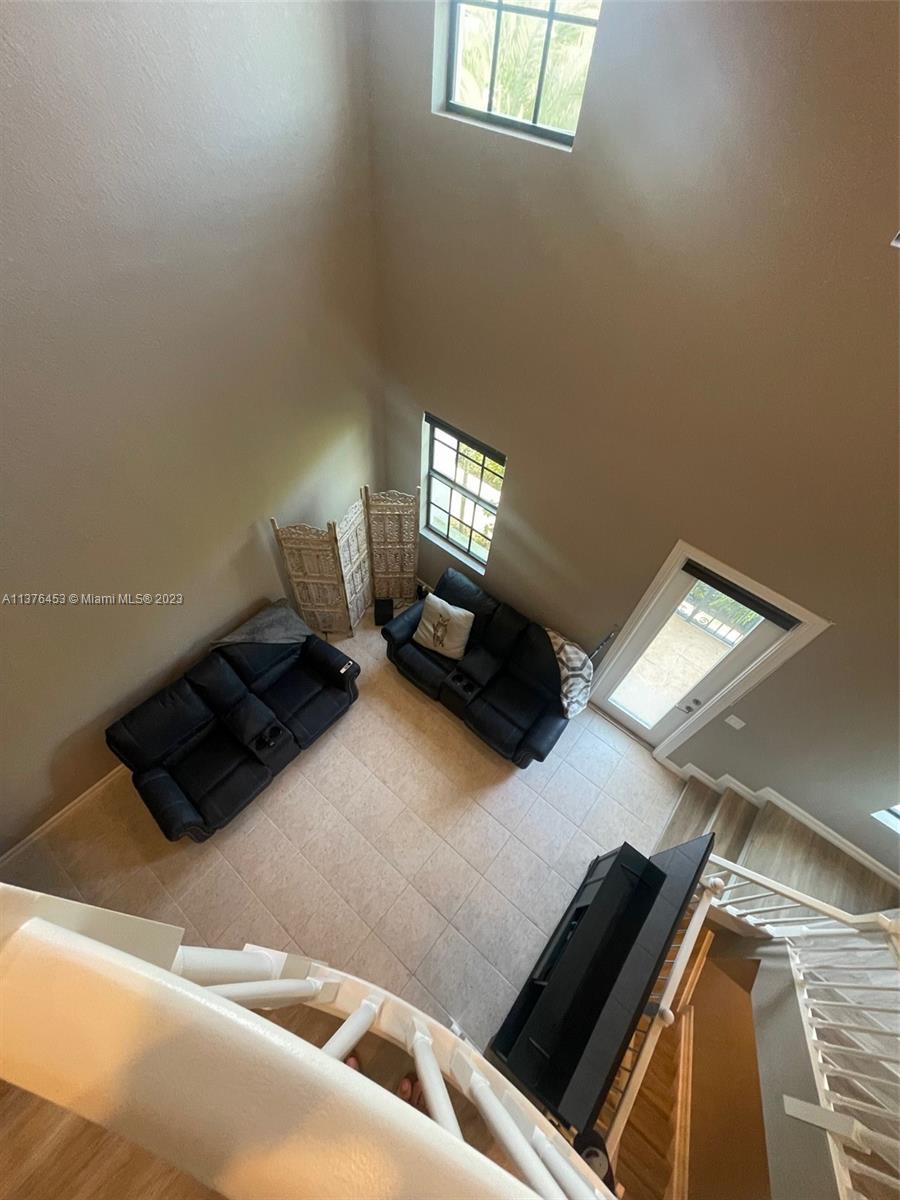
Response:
[[423, 414, 506, 566]]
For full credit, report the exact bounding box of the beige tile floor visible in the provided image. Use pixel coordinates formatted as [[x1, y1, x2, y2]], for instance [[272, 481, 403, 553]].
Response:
[[0, 611, 684, 1049]]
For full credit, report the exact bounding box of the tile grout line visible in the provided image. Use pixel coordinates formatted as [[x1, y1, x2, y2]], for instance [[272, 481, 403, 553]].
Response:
[[286, 735, 560, 990]]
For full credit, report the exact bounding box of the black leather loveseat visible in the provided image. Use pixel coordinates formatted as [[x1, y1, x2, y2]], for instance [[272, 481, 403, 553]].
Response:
[[106, 606, 360, 841], [382, 569, 567, 768]]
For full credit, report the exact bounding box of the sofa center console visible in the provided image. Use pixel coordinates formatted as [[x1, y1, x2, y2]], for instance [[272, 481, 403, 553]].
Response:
[[440, 669, 483, 719]]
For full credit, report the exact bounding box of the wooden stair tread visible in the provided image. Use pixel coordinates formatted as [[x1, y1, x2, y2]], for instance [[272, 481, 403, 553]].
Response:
[[654, 778, 719, 852], [706, 788, 758, 861], [629, 1102, 675, 1148]]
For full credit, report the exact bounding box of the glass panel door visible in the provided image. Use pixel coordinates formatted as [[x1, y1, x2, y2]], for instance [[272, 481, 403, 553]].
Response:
[[595, 569, 785, 746]]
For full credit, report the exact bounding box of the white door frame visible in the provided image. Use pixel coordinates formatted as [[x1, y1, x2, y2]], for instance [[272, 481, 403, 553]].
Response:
[[590, 540, 832, 763]]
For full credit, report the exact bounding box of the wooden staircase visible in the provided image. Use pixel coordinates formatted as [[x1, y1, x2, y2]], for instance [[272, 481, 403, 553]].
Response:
[[615, 1008, 694, 1200], [656, 778, 898, 915], [598, 923, 714, 1200], [656, 780, 756, 862]]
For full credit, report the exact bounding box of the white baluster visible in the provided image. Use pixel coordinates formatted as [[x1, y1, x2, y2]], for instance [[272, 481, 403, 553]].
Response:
[[845, 1158, 900, 1187], [804, 982, 899, 992], [451, 1053, 566, 1200], [765, 915, 837, 925], [807, 1001, 900, 1014], [407, 1020, 462, 1138], [722, 889, 775, 904], [208, 977, 337, 1009], [531, 1129, 601, 1200], [816, 1042, 899, 1066], [740, 900, 804, 915], [856, 1124, 900, 1164], [322, 994, 383, 1059], [811, 1020, 900, 1039], [825, 1090, 894, 1119], [822, 1067, 900, 1088], [173, 945, 282, 985]]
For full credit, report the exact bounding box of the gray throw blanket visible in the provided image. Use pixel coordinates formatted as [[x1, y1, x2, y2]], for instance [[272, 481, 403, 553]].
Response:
[[213, 599, 313, 648]]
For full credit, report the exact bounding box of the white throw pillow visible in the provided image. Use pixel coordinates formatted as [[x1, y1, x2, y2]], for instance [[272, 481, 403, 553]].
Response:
[[413, 592, 475, 661]]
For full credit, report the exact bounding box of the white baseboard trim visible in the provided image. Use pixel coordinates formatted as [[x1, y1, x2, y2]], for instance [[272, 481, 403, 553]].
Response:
[[658, 756, 900, 892], [656, 758, 763, 807], [0, 764, 128, 868]]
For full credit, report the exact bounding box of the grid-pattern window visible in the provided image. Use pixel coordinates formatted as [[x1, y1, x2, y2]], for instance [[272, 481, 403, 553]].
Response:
[[424, 414, 506, 565], [447, 0, 601, 146]]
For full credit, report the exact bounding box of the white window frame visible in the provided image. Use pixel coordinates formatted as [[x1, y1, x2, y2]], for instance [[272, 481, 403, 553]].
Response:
[[440, 0, 600, 148], [420, 413, 507, 572]]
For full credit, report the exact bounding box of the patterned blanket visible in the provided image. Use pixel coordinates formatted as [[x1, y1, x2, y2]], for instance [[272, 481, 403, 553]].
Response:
[[545, 628, 593, 718]]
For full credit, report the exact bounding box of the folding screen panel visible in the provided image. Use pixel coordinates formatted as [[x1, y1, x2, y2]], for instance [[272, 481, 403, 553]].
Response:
[[334, 497, 372, 630], [270, 517, 353, 635], [363, 486, 420, 602]]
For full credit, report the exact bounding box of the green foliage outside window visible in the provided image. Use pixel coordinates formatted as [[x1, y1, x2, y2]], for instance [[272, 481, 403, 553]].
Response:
[[684, 582, 762, 632]]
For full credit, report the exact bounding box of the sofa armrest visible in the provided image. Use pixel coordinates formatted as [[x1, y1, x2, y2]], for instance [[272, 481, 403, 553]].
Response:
[[303, 635, 361, 689], [133, 768, 206, 842], [520, 711, 569, 763], [382, 600, 424, 648]]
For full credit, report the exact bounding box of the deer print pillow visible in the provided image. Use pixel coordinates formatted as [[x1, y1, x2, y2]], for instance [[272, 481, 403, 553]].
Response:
[[413, 592, 475, 661]]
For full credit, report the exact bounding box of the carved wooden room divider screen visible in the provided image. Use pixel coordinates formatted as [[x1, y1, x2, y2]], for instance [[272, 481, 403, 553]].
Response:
[[270, 497, 371, 636], [334, 497, 372, 630], [271, 488, 418, 636], [363, 486, 420, 603]]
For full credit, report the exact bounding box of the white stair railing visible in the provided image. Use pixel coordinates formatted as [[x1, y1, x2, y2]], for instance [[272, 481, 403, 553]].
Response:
[[0, 882, 612, 1200], [703, 854, 900, 1200]]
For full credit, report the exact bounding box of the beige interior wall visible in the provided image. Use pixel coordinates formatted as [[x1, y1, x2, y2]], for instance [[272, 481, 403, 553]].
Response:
[[0, 2, 381, 851], [689, 959, 771, 1200], [366, 1, 899, 869]]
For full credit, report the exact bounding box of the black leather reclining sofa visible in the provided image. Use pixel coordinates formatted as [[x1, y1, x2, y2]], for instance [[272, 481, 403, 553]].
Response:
[[106, 608, 360, 842], [382, 569, 567, 768]]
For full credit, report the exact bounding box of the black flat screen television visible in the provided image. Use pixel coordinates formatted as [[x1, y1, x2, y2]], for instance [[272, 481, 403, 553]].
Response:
[[489, 834, 714, 1133]]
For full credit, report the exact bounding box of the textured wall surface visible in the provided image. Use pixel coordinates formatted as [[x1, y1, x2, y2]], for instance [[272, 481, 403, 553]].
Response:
[[2, 1, 897, 869], [0, 2, 380, 849], [366, 1, 899, 868]]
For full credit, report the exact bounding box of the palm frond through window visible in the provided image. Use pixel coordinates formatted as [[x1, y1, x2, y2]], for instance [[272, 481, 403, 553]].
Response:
[[447, 0, 601, 145]]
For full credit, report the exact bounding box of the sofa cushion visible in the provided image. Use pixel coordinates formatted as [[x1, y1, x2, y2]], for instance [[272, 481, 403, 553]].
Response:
[[168, 724, 270, 824], [413, 592, 475, 661], [288, 688, 352, 747], [458, 645, 503, 688], [219, 641, 302, 689], [465, 697, 526, 759], [484, 604, 530, 659], [395, 641, 455, 698], [259, 664, 324, 723], [186, 652, 247, 713], [481, 671, 547, 731], [106, 679, 213, 773], [507, 622, 563, 698], [434, 568, 499, 641], [187, 757, 270, 827]]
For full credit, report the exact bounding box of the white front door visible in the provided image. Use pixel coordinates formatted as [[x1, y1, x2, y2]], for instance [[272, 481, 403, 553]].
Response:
[[593, 563, 790, 747]]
